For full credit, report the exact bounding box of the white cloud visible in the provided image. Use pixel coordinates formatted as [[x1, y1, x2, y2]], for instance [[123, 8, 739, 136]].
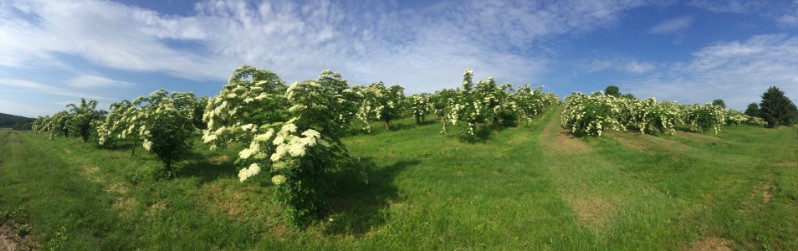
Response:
[[0, 0, 649, 92], [68, 75, 133, 89], [691, 0, 798, 27], [650, 15, 694, 34], [0, 1, 225, 79], [626, 34, 798, 110], [689, 0, 766, 13], [583, 57, 656, 74], [625, 61, 657, 73], [776, 7, 798, 27], [0, 79, 107, 100]]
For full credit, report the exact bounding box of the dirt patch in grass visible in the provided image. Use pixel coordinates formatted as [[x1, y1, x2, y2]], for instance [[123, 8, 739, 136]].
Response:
[[763, 178, 773, 204], [208, 155, 230, 165], [198, 183, 266, 219], [0, 224, 37, 251], [80, 165, 104, 183], [146, 201, 167, 216], [112, 197, 137, 218], [105, 182, 128, 194], [684, 237, 733, 251], [675, 131, 721, 143], [0, 225, 19, 251], [540, 110, 591, 154], [608, 131, 692, 155], [201, 183, 241, 216], [773, 161, 797, 167], [564, 195, 613, 228]]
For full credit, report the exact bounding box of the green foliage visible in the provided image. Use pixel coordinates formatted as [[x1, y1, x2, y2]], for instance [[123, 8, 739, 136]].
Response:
[[726, 109, 767, 126], [52, 111, 70, 138], [759, 86, 798, 127], [711, 99, 726, 109], [438, 69, 558, 141], [410, 94, 432, 125], [561, 92, 621, 136], [682, 104, 727, 134], [235, 70, 360, 227], [355, 82, 406, 132], [192, 96, 209, 130], [431, 88, 458, 133], [96, 100, 135, 148], [65, 98, 104, 142], [512, 84, 561, 125], [13, 120, 32, 131], [604, 85, 620, 97], [561, 92, 736, 136], [138, 90, 200, 172], [561, 93, 681, 136], [202, 65, 290, 150], [744, 103, 760, 117]]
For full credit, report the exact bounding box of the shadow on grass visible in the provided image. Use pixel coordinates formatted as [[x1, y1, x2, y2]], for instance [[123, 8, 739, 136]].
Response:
[[457, 124, 493, 143], [324, 158, 420, 236], [344, 119, 438, 137], [175, 152, 237, 184]]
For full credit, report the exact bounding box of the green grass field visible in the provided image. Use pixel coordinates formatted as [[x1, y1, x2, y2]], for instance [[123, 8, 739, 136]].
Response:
[[1, 110, 797, 250]]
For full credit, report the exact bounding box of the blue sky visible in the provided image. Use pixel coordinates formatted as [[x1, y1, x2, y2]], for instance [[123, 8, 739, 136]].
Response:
[[1, 0, 797, 117]]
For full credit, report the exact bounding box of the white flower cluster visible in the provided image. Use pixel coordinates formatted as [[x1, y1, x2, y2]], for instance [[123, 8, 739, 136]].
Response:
[[202, 66, 286, 150], [561, 92, 733, 136], [238, 163, 261, 182], [142, 139, 153, 151], [237, 122, 323, 183], [271, 124, 321, 162]]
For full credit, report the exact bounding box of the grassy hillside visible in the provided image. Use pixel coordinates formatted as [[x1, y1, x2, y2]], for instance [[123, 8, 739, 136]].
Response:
[[1, 110, 796, 249]]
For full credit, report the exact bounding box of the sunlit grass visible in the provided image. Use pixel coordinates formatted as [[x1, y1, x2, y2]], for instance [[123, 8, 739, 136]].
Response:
[[1, 111, 796, 249]]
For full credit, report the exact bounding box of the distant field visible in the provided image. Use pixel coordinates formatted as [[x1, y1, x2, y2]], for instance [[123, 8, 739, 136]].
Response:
[[1, 109, 796, 250]]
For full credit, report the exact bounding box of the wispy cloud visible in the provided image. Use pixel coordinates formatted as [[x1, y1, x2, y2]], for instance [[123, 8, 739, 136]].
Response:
[[626, 34, 798, 109], [690, 0, 798, 27], [0, 0, 649, 90], [583, 57, 657, 74], [68, 74, 133, 89], [689, 0, 766, 13], [0, 79, 107, 100], [649, 15, 694, 34]]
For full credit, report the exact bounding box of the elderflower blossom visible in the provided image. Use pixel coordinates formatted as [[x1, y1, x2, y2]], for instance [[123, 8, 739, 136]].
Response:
[[238, 163, 261, 182], [202, 134, 217, 143], [240, 123, 256, 132], [238, 141, 260, 159], [271, 175, 286, 185], [272, 135, 284, 145], [301, 129, 320, 138], [253, 129, 275, 142], [142, 139, 153, 151], [289, 104, 307, 113], [281, 123, 297, 134], [271, 144, 288, 161], [288, 141, 307, 157]]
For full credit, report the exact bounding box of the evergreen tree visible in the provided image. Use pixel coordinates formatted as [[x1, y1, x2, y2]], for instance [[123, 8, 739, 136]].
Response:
[[759, 86, 797, 127]]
